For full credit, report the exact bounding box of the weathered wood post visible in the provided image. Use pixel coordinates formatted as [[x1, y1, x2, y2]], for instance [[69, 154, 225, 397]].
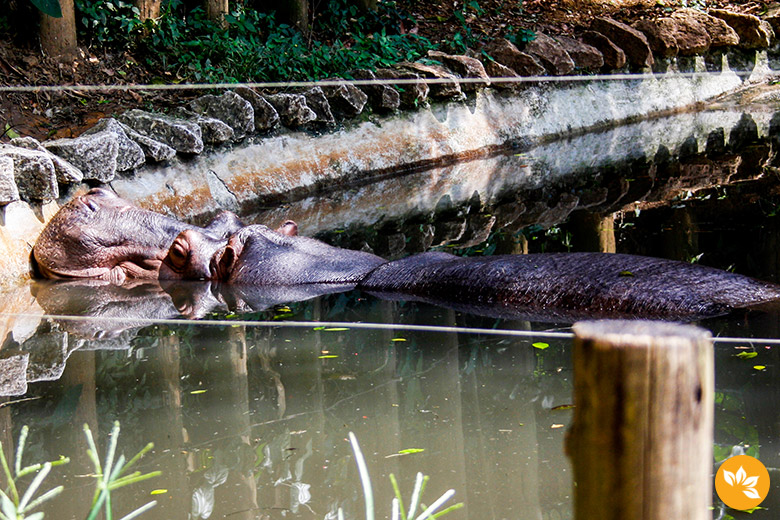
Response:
[[567, 320, 714, 520]]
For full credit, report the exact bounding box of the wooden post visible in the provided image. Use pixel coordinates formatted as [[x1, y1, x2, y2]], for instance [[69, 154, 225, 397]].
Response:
[[567, 320, 713, 520]]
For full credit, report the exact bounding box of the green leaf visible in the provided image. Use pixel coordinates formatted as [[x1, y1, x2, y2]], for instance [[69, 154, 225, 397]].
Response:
[[398, 448, 425, 455], [30, 0, 62, 18], [736, 352, 758, 360], [532, 342, 549, 350]]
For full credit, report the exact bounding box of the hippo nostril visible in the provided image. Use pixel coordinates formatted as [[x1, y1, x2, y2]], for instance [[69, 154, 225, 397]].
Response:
[[85, 199, 100, 212]]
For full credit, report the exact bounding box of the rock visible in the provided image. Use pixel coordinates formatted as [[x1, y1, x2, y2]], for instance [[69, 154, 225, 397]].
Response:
[[710, 9, 773, 49], [668, 13, 712, 55], [582, 31, 627, 69], [119, 109, 204, 154], [171, 108, 235, 144], [189, 91, 255, 140], [0, 156, 19, 205], [0, 352, 28, 396], [10, 136, 83, 183], [117, 121, 177, 162], [375, 68, 429, 108], [522, 33, 576, 75], [730, 112, 759, 150], [0, 145, 58, 201], [591, 17, 654, 67], [484, 38, 546, 76], [554, 35, 605, 70], [264, 93, 318, 127], [482, 59, 520, 88], [633, 18, 680, 57], [397, 61, 463, 98], [318, 79, 369, 118], [302, 87, 336, 125], [351, 69, 400, 112], [233, 87, 281, 132], [82, 118, 146, 172], [44, 132, 120, 182], [427, 50, 490, 89], [674, 8, 739, 47]]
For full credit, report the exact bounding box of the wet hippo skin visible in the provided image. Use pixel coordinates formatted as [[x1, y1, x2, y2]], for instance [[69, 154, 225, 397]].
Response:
[[33, 188, 247, 285]]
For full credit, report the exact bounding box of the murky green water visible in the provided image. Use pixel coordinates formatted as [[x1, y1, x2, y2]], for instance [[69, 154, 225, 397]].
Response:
[[3, 104, 780, 519]]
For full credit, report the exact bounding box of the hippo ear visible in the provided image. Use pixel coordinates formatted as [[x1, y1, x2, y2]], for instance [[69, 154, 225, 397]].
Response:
[[276, 220, 298, 237]]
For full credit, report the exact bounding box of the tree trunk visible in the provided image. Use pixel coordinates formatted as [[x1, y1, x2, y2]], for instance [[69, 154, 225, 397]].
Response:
[[134, 0, 162, 21], [39, 0, 77, 57], [205, 0, 229, 27]]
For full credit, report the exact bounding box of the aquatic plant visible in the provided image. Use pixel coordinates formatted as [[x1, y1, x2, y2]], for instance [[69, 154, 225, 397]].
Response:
[[0, 422, 159, 520], [343, 432, 463, 520]]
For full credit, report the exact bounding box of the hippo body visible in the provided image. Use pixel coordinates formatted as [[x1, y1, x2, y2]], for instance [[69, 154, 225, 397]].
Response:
[[358, 251, 780, 319], [33, 188, 245, 285]]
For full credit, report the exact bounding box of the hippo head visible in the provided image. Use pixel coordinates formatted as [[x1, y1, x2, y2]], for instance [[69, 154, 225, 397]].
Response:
[[32, 188, 189, 284]]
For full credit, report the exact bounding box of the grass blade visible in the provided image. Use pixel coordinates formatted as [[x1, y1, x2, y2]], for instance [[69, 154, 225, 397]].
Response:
[[389, 473, 406, 520], [21, 485, 63, 512], [120, 443, 154, 476], [406, 472, 424, 520], [429, 502, 464, 519], [415, 489, 455, 520], [392, 497, 400, 520], [0, 442, 17, 504], [103, 422, 121, 483], [14, 426, 29, 477], [108, 471, 162, 491], [117, 500, 157, 520], [348, 432, 374, 520], [18, 462, 51, 510]]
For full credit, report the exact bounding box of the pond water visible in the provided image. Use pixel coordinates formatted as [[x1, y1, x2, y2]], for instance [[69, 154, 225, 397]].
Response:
[[3, 102, 780, 520]]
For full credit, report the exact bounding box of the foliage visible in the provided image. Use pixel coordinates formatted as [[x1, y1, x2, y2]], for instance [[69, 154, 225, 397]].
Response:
[[0, 423, 159, 520], [28, 0, 61, 18], [344, 432, 463, 520], [72, 0, 435, 82]]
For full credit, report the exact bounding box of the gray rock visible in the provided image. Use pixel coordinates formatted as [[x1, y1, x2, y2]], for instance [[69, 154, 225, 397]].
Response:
[[44, 132, 119, 182], [82, 118, 146, 172], [234, 87, 281, 132], [352, 69, 401, 111], [0, 352, 28, 396], [555, 35, 605, 70], [318, 79, 369, 117], [10, 136, 83, 183], [482, 59, 520, 88], [119, 109, 204, 154], [375, 69, 429, 108], [189, 91, 255, 140], [582, 30, 627, 69], [674, 8, 739, 47], [591, 17, 654, 67], [117, 121, 177, 162], [484, 38, 546, 76], [710, 9, 773, 49], [633, 18, 680, 57], [302, 87, 336, 125], [0, 145, 58, 201], [172, 107, 235, 144], [23, 331, 68, 383], [523, 33, 576, 75], [427, 50, 490, 90], [0, 156, 19, 204], [397, 61, 463, 98], [264, 93, 318, 127]]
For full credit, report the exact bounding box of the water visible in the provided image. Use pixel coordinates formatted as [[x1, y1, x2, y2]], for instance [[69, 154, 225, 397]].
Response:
[[3, 104, 780, 519]]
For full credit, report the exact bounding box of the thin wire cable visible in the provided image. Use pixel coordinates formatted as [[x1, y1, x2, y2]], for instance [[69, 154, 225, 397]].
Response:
[[3, 311, 780, 345], [0, 69, 773, 93]]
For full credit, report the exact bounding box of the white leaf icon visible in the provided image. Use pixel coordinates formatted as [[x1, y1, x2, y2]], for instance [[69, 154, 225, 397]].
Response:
[[724, 470, 736, 486], [736, 466, 747, 483], [744, 488, 761, 500], [743, 476, 759, 488]]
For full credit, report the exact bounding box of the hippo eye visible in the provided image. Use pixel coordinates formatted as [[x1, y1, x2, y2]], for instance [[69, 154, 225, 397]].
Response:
[[168, 240, 189, 271]]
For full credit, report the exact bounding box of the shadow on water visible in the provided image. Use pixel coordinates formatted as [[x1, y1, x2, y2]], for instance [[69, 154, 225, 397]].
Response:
[[4, 105, 780, 518]]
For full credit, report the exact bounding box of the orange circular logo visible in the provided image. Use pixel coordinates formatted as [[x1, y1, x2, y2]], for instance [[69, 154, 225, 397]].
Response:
[[715, 455, 770, 510]]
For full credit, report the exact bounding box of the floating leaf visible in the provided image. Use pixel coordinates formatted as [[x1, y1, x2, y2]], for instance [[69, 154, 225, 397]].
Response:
[[737, 352, 758, 360], [753, 365, 766, 371], [190, 389, 207, 395], [313, 326, 325, 330], [619, 270, 635, 277], [532, 342, 549, 350], [324, 327, 350, 332], [551, 424, 564, 429], [318, 355, 339, 359], [551, 404, 575, 411], [398, 448, 424, 455], [150, 489, 167, 495]]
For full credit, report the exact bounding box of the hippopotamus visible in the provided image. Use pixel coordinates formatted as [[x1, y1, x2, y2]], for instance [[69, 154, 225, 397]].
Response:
[[32, 188, 295, 285], [161, 225, 780, 320]]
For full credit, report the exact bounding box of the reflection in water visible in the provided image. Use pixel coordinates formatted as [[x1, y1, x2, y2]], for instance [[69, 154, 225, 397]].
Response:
[[4, 106, 780, 518]]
